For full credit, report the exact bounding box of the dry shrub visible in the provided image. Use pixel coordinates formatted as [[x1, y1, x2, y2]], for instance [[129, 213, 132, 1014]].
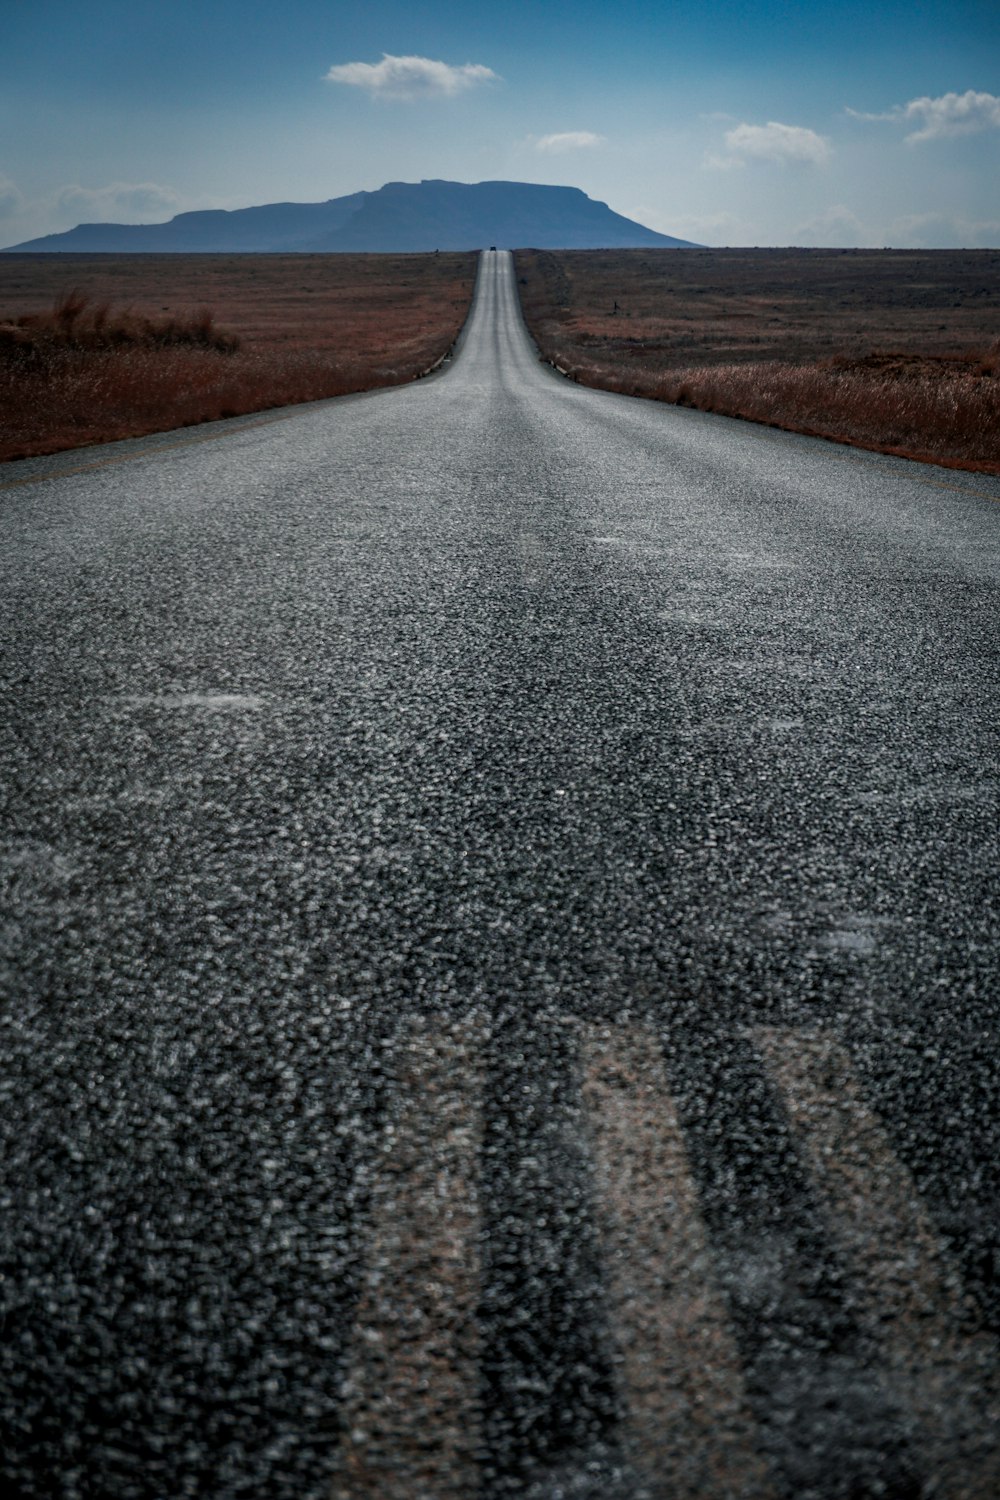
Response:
[[0, 344, 458, 461], [650, 358, 1000, 469], [546, 350, 1000, 472], [515, 248, 1000, 473], [0, 291, 240, 365], [0, 254, 477, 461]]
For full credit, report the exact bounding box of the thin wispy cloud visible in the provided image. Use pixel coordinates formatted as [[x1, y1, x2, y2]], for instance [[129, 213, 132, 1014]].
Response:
[[847, 88, 1000, 143], [793, 204, 874, 248], [790, 204, 1000, 249], [534, 131, 605, 153], [325, 54, 498, 101], [55, 181, 182, 222], [0, 175, 22, 217], [885, 211, 1000, 247], [719, 121, 832, 166], [672, 210, 740, 235]]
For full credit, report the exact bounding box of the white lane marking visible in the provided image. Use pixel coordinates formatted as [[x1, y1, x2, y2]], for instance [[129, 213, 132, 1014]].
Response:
[[757, 1028, 1000, 1498], [331, 1013, 485, 1500], [582, 1024, 775, 1499]]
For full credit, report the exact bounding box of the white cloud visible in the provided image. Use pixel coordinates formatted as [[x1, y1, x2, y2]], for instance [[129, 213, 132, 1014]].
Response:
[[664, 210, 740, 242], [885, 212, 1000, 248], [534, 131, 605, 153], [848, 89, 1000, 143], [55, 181, 182, 223], [0, 175, 23, 218], [704, 152, 745, 172], [788, 206, 1000, 249], [324, 53, 498, 101], [792, 205, 875, 248], [722, 121, 832, 165]]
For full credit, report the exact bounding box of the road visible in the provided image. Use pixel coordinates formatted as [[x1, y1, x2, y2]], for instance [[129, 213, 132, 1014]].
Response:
[[1, 250, 999, 1499]]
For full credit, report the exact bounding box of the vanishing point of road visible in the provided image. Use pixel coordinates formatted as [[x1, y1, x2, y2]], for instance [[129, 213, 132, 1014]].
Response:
[[2, 251, 999, 1498]]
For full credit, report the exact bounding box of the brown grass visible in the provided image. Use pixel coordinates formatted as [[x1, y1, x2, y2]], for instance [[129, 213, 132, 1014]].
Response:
[[514, 248, 1000, 473], [0, 288, 240, 361], [0, 253, 477, 462]]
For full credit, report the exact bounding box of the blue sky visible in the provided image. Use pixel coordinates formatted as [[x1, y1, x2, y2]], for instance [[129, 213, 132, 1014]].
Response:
[[2, 0, 998, 246]]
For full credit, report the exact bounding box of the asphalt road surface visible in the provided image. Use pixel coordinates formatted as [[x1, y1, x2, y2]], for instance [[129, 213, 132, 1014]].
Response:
[[2, 250, 999, 1499]]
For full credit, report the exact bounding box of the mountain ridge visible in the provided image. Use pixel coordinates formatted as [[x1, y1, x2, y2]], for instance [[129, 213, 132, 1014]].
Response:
[[2, 179, 697, 253]]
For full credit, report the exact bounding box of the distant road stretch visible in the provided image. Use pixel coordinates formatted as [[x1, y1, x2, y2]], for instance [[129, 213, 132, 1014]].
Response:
[[1, 251, 999, 1498]]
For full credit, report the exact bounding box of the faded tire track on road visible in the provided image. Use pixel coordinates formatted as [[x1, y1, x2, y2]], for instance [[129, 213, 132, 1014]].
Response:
[[1, 252, 999, 1498], [333, 1016, 999, 1498]]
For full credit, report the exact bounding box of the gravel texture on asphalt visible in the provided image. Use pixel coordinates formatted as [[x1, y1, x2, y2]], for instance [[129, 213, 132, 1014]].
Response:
[[1, 251, 999, 1498]]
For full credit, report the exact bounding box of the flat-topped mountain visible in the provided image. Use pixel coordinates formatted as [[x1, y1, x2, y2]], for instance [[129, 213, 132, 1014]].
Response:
[[3, 179, 697, 253]]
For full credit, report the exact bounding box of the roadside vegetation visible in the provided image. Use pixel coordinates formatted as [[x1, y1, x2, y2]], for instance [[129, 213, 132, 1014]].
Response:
[[0, 253, 477, 462], [514, 248, 1000, 474]]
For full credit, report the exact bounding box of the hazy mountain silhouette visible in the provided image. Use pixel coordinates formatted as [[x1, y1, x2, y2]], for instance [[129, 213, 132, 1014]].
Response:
[[3, 180, 697, 253]]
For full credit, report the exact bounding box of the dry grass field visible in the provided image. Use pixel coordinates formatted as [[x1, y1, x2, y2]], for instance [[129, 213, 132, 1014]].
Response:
[[0, 253, 477, 462], [514, 248, 1000, 473]]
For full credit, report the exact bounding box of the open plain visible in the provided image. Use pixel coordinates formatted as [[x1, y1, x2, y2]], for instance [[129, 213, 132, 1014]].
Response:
[[0, 252, 477, 461], [515, 248, 1000, 473]]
